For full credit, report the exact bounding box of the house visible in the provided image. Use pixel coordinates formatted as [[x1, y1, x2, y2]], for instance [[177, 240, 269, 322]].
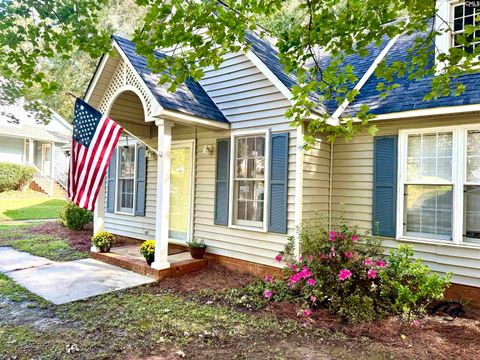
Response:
[[86, 0, 480, 300], [0, 98, 71, 196]]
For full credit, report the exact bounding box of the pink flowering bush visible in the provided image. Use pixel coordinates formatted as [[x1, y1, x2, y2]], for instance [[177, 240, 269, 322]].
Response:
[[259, 219, 450, 323]]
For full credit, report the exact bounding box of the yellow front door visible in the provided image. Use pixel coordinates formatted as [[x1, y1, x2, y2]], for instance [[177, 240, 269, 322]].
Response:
[[169, 142, 193, 241]]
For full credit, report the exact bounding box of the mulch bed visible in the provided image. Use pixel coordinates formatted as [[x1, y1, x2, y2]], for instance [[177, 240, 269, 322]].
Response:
[[29, 222, 140, 252], [152, 262, 480, 360]]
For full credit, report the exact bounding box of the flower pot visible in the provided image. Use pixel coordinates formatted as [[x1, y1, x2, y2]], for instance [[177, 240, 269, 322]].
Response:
[[100, 245, 111, 253], [145, 254, 154, 266], [189, 246, 206, 259]]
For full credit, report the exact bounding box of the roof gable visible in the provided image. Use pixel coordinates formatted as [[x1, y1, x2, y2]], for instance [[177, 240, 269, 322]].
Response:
[[112, 36, 228, 124]]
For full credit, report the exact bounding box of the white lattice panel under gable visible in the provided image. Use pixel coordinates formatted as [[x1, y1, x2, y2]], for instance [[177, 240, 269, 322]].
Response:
[[98, 59, 158, 118]]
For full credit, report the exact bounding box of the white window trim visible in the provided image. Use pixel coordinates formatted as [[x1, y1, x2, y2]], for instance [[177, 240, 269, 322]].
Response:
[[397, 124, 480, 246], [450, 1, 480, 51], [168, 139, 196, 244], [228, 129, 271, 233], [114, 141, 137, 216]]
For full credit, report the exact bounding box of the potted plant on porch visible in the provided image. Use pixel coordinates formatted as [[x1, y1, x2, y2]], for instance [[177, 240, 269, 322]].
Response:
[[140, 240, 155, 265], [187, 238, 207, 259], [91, 231, 115, 253]]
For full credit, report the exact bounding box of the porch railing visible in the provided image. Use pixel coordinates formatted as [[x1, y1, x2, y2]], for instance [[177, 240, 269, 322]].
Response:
[[31, 164, 53, 197], [54, 166, 68, 191]]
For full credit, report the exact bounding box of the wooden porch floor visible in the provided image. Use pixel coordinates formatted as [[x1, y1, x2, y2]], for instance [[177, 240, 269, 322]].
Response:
[[90, 244, 208, 281]]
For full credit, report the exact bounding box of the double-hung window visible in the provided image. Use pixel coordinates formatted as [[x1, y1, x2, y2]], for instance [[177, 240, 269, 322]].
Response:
[[399, 125, 480, 245], [232, 134, 266, 228], [117, 145, 136, 214], [452, 2, 480, 53]]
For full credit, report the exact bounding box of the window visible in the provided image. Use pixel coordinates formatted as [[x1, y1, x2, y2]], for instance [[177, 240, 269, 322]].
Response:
[[452, 3, 480, 53], [465, 130, 480, 243], [233, 135, 266, 228], [117, 145, 136, 214], [399, 126, 480, 245]]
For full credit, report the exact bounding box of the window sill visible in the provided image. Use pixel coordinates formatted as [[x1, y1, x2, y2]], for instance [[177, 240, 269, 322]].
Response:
[[395, 236, 480, 250], [114, 211, 135, 217], [228, 224, 267, 233]]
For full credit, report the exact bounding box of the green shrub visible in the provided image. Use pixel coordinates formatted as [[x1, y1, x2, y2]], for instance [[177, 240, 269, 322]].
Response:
[[0, 162, 23, 192], [59, 201, 93, 230], [379, 245, 451, 320], [91, 231, 115, 251], [19, 166, 36, 190], [236, 216, 451, 323], [187, 238, 206, 249]]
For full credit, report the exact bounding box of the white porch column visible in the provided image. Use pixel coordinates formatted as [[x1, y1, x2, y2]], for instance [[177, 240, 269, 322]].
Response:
[[49, 142, 55, 197], [28, 139, 34, 165], [151, 119, 174, 270], [92, 180, 106, 252]]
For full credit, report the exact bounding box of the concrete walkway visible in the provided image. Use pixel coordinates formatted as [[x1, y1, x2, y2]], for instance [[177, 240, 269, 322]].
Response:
[[0, 247, 155, 305]]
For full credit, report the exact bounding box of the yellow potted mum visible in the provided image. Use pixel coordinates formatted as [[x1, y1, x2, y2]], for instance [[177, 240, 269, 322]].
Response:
[[140, 240, 155, 265]]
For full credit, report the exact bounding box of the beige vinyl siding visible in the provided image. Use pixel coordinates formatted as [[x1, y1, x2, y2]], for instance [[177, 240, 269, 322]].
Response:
[[331, 113, 480, 287], [0, 135, 24, 164], [194, 127, 297, 267], [302, 135, 331, 221], [199, 53, 293, 132]]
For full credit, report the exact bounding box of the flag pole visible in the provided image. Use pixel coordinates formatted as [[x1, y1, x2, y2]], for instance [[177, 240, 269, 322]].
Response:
[[67, 92, 159, 157]]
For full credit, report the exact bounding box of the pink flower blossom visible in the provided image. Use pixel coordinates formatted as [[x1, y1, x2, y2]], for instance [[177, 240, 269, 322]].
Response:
[[301, 266, 312, 278], [375, 260, 386, 268], [344, 251, 353, 259], [338, 269, 352, 281], [298, 256, 303, 262], [367, 269, 377, 279], [308, 255, 313, 261], [264, 290, 271, 299], [339, 233, 345, 240], [307, 278, 315, 286], [289, 264, 297, 271], [303, 309, 312, 317], [290, 274, 300, 284], [264, 275, 273, 283], [364, 258, 372, 267], [275, 254, 282, 262], [351, 235, 359, 242], [412, 319, 420, 327], [328, 230, 336, 241], [310, 296, 317, 302]]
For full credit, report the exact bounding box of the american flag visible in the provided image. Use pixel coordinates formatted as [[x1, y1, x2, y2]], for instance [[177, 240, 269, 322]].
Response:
[[68, 98, 123, 211]]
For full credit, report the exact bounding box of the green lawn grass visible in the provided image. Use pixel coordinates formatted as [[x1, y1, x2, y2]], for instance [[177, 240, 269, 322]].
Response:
[[0, 190, 66, 221], [0, 224, 87, 262]]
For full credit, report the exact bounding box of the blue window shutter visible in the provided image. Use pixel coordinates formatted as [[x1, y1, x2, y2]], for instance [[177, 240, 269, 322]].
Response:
[[214, 138, 230, 225], [106, 148, 117, 213], [372, 135, 398, 237], [268, 132, 289, 234], [135, 145, 147, 216]]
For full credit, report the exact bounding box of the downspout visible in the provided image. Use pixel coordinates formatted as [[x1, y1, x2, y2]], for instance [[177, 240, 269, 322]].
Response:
[[326, 20, 407, 229]]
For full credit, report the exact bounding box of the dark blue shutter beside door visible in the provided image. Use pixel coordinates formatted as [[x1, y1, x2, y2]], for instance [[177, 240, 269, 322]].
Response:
[[135, 145, 147, 216], [214, 138, 230, 225], [268, 132, 289, 234], [106, 148, 117, 213], [372, 135, 398, 237]]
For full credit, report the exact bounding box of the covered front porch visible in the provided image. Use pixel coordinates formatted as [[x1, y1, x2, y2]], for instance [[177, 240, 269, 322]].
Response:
[[90, 86, 228, 273]]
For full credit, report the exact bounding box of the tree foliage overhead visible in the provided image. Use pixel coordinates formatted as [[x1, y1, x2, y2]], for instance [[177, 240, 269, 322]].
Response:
[[0, 0, 478, 143]]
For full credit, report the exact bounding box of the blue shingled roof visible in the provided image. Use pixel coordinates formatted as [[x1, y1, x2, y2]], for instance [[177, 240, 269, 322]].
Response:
[[335, 18, 480, 116], [113, 36, 228, 123]]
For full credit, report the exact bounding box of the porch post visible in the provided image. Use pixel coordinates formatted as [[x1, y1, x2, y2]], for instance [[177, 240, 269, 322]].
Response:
[[49, 142, 55, 197], [151, 119, 174, 270], [92, 180, 106, 252], [28, 139, 34, 165]]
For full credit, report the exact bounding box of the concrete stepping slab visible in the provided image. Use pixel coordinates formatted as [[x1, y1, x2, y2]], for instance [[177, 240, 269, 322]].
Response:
[[0, 248, 155, 304], [0, 247, 54, 272]]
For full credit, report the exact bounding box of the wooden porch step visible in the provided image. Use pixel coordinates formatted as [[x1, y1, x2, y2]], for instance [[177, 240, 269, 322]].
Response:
[[91, 248, 208, 281]]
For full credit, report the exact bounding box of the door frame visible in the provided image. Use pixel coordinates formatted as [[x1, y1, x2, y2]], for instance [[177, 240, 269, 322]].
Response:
[[41, 143, 52, 175], [169, 139, 196, 244]]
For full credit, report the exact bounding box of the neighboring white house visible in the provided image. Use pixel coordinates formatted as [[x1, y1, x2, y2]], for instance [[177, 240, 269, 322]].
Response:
[[85, 0, 480, 296], [0, 98, 71, 196]]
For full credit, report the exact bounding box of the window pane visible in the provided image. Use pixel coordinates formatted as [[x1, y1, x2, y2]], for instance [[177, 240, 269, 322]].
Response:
[[256, 137, 265, 157], [246, 200, 264, 222], [467, 130, 480, 183], [237, 138, 247, 158], [119, 147, 135, 178], [255, 158, 265, 179], [406, 132, 452, 183], [465, 186, 480, 243], [454, 4, 464, 19], [119, 179, 134, 211], [405, 185, 452, 240], [236, 159, 246, 178]]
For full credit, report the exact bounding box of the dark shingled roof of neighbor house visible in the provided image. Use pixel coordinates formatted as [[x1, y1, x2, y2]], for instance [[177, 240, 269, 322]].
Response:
[[113, 35, 228, 124]]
